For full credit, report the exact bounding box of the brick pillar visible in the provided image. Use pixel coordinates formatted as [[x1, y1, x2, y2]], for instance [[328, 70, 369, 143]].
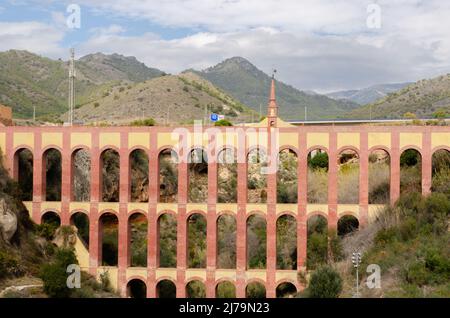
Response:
[[390, 132, 400, 204], [176, 150, 188, 298], [236, 132, 247, 298], [266, 130, 277, 298], [90, 132, 100, 203], [5, 127, 14, 178], [206, 141, 217, 297], [147, 132, 158, 298], [328, 131, 338, 230], [359, 132, 369, 227], [297, 131, 307, 268], [422, 130, 432, 196], [89, 204, 100, 276], [32, 132, 43, 223], [61, 131, 71, 225]]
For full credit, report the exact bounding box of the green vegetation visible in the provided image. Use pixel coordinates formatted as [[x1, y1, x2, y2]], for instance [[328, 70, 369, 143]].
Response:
[[302, 266, 343, 298], [214, 119, 233, 126]]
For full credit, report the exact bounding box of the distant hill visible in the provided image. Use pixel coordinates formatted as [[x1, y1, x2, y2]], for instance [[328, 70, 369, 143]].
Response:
[[327, 83, 411, 105], [347, 74, 450, 119], [70, 71, 255, 125], [0, 50, 165, 119], [191, 57, 360, 121]]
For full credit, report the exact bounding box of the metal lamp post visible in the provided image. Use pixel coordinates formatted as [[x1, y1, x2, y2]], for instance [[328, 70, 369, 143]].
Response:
[[352, 251, 362, 298]]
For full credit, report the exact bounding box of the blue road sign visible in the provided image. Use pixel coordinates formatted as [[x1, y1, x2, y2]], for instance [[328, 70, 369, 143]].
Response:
[[210, 113, 219, 122]]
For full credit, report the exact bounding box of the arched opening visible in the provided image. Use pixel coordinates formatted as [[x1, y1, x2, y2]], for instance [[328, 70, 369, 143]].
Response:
[[307, 149, 328, 203], [247, 148, 267, 203], [41, 211, 60, 239], [188, 149, 208, 203], [130, 149, 149, 202], [246, 214, 266, 269], [277, 149, 298, 203], [127, 279, 147, 298], [217, 148, 237, 203], [276, 282, 297, 298], [156, 280, 176, 298], [70, 212, 89, 247], [369, 149, 390, 204], [43, 148, 62, 201], [217, 214, 236, 269], [187, 213, 207, 268], [100, 212, 118, 266], [338, 149, 360, 204], [72, 149, 91, 202], [158, 149, 178, 203], [158, 213, 177, 268], [129, 213, 148, 267], [100, 149, 120, 202], [431, 149, 450, 194], [400, 149, 422, 195], [307, 215, 328, 270], [216, 281, 236, 298], [337, 215, 359, 237], [14, 148, 33, 201], [246, 282, 266, 298], [186, 280, 206, 298], [276, 214, 297, 270]]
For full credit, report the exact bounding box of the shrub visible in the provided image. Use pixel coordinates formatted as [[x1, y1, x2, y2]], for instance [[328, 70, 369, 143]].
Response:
[[130, 118, 155, 126], [94, 102, 100, 108], [306, 266, 342, 298], [214, 119, 233, 126], [0, 251, 23, 279], [308, 152, 328, 170], [35, 222, 58, 240]]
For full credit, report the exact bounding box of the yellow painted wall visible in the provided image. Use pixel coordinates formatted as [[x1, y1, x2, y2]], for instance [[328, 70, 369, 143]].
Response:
[[128, 133, 150, 149], [431, 133, 450, 150], [400, 133, 422, 150], [42, 132, 62, 149], [71, 133, 91, 149], [99, 132, 121, 149], [338, 133, 360, 150], [13, 132, 34, 149], [307, 133, 329, 150], [368, 133, 391, 149]]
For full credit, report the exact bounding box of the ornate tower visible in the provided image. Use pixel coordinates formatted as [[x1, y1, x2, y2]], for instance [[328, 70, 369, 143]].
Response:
[[267, 73, 278, 127]]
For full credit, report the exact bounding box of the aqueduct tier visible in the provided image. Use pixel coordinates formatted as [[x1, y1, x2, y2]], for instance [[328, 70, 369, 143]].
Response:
[[0, 123, 449, 298]]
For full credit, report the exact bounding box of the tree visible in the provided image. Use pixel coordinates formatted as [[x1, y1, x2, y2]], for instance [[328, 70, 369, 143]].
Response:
[[306, 265, 342, 298], [214, 119, 233, 126]]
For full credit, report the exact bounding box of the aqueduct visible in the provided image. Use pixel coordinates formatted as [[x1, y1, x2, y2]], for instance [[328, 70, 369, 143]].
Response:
[[0, 80, 449, 298]]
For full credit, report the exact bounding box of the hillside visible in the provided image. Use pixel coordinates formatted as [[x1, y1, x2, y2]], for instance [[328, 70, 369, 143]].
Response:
[[0, 50, 164, 119], [191, 57, 360, 121], [327, 83, 411, 105], [347, 74, 450, 119], [70, 72, 256, 125]]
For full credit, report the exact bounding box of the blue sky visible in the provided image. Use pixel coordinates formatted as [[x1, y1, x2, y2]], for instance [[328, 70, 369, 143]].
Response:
[[1, 0, 450, 92]]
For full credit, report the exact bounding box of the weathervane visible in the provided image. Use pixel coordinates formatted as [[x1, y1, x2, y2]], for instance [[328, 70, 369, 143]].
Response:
[[272, 69, 277, 79]]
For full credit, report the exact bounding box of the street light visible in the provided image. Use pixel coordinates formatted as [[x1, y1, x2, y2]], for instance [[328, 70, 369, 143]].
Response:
[[352, 251, 362, 298]]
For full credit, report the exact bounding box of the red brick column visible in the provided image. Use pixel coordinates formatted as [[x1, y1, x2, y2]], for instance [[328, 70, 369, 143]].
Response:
[[89, 204, 100, 276], [32, 132, 43, 223], [90, 132, 100, 203], [176, 149, 188, 297], [147, 132, 158, 298], [390, 132, 400, 204], [297, 131, 307, 268], [328, 131, 338, 230], [236, 131, 247, 298], [266, 129, 277, 298], [61, 131, 71, 225], [359, 132, 369, 227], [422, 130, 432, 196]]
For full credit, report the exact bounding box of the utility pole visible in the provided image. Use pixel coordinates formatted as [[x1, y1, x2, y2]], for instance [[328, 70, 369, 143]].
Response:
[[259, 103, 262, 121], [68, 48, 76, 126], [33, 104, 36, 123], [352, 251, 362, 298], [304, 106, 307, 122], [204, 104, 208, 125]]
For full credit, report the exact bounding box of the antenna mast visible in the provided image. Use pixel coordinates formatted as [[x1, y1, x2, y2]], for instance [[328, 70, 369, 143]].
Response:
[[68, 48, 76, 126]]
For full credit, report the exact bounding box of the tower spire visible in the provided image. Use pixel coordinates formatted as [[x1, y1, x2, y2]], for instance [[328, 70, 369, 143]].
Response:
[[267, 69, 278, 127]]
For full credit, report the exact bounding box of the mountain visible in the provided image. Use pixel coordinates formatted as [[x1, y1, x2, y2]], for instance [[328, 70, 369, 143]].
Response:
[[0, 50, 165, 119], [70, 71, 255, 125], [347, 74, 450, 119], [191, 57, 360, 121], [327, 83, 412, 105]]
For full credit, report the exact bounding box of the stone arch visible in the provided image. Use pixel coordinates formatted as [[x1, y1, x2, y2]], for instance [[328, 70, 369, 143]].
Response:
[[217, 213, 236, 269], [41, 211, 61, 226], [306, 214, 328, 270], [247, 147, 268, 203], [43, 148, 62, 201], [188, 148, 208, 203], [129, 149, 149, 202], [276, 214, 297, 270], [13, 148, 33, 201], [338, 148, 360, 204], [186, 279, 206, 298], [245, 280, 266, 298], [431, 148, 450, 194], [307, 148, 329, 203], [400, 148, 422, 195], [156, 278, 176, 298], [187, 213, 207, 268], [215, 280, 236, 298], [157, 212, 177, 268], [129, 212, 148, 267], [369, 148, 390, 204], [217, 147, 237, 203], [277, 148, 298, 203], [246, 214, 266, 269], [158, 148, 178, 203], [99, 212, 119, 266], [71, 148, 91, 202], [126, 278, 147, 298], [70, 211, 89, 247], [100, 149, 120, 202], [276, 281, 297, 298], [337, 214, 359, 237]]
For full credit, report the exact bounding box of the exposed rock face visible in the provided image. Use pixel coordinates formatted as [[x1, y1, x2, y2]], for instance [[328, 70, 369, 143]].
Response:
[[0, 198, 18, 243], [52, 226, 77, 248]]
